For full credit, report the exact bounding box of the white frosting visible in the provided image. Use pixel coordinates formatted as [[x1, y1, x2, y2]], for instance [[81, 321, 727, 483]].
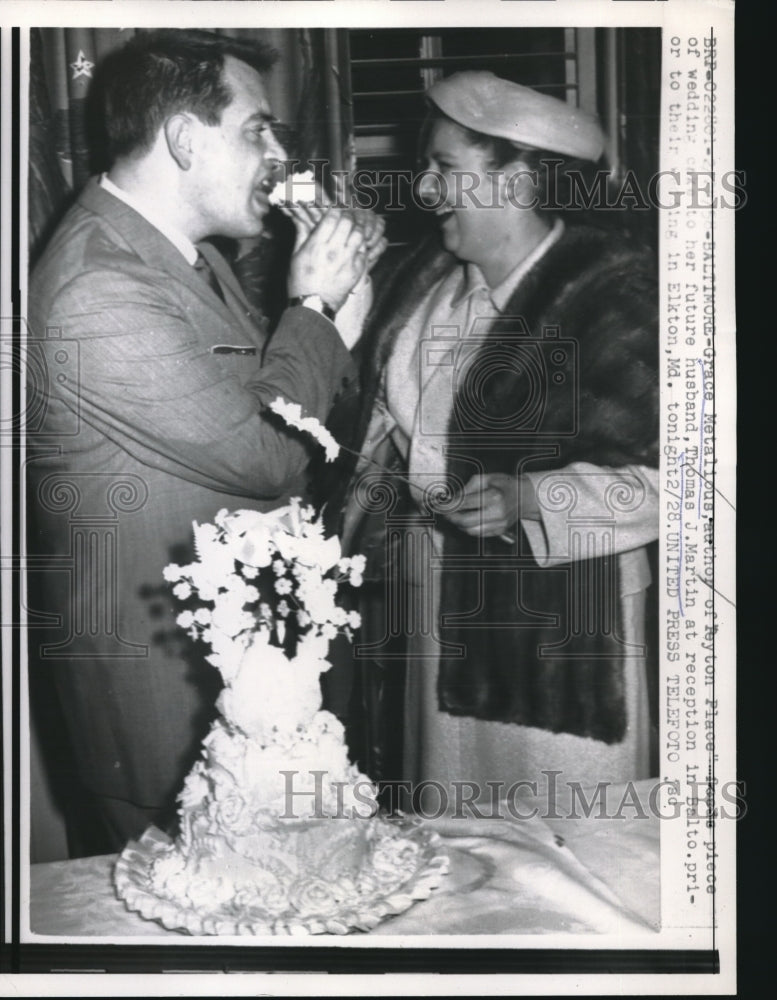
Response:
[[215, 633, 327, 744], [268, 170, 317, 206], [190, 708, 374, 821], [148, 628, 380, 916], [147, 817, 433, 921]]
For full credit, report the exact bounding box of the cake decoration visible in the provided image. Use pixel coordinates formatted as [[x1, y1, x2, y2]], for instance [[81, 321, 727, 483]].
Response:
[[269, 396, 341, 462]]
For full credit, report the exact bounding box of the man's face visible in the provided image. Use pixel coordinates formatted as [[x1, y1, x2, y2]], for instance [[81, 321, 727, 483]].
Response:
[[418, 118, 517, 273], [189, 56, 286, 239]]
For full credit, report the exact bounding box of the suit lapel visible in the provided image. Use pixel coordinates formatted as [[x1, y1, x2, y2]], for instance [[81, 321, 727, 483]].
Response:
[[78, 178, 267, 348], [195, 240, 266, 342]]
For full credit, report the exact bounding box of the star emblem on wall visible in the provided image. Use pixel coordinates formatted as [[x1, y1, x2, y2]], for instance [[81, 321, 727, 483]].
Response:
[[70, 50, 94, 80]]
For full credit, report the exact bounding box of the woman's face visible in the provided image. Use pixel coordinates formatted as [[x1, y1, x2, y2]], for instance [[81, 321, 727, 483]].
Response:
[[418, 118, 518, 273]]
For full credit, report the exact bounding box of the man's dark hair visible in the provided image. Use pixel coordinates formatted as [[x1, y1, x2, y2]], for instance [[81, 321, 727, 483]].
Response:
[[98, 29, 277, 160]]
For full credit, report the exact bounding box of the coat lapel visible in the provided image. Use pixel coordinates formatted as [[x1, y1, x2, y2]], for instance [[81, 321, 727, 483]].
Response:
[[77, 178, 267, 348], [196, 240, 267, 343]]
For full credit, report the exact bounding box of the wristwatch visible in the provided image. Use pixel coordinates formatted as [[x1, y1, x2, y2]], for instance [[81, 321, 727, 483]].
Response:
[[288, 294, 336, 321]]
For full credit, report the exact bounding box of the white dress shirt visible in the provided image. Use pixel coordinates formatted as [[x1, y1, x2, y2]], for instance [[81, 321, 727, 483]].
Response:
[[100, 173, 199, 265]]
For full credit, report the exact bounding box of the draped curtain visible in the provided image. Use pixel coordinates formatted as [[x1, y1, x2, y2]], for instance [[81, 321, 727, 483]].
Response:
[[29, 28, 133, 262]]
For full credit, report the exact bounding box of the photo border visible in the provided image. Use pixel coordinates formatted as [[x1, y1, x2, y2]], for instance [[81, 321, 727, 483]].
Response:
[[1, 1, 738, 995]]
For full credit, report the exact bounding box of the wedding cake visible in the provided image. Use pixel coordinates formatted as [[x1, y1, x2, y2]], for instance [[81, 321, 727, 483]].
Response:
[[114, 496, 448, 935]]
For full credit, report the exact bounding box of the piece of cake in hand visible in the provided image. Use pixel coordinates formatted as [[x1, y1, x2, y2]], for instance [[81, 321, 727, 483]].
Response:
[[268, 169, 319, 207]]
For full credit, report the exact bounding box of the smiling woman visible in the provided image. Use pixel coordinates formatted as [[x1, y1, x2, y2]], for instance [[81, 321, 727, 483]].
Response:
[[340, 71, 659, 804], [415, 114, 556, 287]]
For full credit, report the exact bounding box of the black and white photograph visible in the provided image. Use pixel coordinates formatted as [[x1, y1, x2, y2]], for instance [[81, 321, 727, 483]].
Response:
[[1, 0, 737, 995]]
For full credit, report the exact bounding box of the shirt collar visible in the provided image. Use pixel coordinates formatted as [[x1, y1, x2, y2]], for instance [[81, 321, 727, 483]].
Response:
[[100, 173, 199, 266], [451, 217, 565, 312], [450, 263, 492, 310]]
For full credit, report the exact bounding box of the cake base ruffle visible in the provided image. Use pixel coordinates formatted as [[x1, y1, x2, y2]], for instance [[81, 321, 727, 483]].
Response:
[[114, 817, 449, 936]]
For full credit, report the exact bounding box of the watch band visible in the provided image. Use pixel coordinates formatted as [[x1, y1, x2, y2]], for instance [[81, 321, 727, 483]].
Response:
[[288, 294, 336, 322]]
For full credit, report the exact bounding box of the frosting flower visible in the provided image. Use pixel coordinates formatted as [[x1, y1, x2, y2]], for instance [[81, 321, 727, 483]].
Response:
[[269, 397, 340, 462]]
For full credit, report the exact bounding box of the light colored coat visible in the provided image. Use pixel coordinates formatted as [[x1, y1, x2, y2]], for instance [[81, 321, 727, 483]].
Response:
[[339, 225, 659, 786]]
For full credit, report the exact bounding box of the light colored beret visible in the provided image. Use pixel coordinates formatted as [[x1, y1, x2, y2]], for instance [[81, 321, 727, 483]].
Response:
[[426, 71, 605, 162]]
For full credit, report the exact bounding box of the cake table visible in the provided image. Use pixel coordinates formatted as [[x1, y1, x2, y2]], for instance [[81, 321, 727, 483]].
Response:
[[28, 780, 659, 939]]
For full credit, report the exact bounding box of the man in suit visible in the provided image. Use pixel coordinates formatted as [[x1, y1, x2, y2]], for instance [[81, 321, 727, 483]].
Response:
[[26, 30, 380, 854]]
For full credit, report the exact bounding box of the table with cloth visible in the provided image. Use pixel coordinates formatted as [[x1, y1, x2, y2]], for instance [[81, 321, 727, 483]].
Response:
[[28, 780, 659, 938]]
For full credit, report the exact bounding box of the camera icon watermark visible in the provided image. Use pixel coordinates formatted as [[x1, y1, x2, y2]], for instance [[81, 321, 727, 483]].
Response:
[[1, 319, 81, 441], [417, 315, 578, 442]]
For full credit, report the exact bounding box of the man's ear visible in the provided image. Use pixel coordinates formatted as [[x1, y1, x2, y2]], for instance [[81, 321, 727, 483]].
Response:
[[164, 113, 194, 170]]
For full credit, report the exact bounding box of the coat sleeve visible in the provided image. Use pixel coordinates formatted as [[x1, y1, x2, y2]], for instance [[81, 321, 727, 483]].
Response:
[[520, 462, 659, 566], [45, 268, 355, 498]]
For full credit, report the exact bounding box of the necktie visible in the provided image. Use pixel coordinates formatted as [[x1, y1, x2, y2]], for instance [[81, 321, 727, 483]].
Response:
[[194, 251, 226, 303]]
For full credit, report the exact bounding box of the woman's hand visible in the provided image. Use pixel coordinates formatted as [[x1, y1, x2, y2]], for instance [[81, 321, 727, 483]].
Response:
[[445, 473, 539, 538]]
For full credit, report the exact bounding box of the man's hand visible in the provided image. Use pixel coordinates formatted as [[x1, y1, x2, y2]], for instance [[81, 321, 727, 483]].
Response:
[[444, 473, 540, 538], [346, 208, 388, 269], [288, 208, 368, 312], [287, 203, 387, 269]]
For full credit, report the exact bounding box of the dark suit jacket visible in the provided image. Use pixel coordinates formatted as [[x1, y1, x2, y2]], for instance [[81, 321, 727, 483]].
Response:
[[26, 178, 354, 811]]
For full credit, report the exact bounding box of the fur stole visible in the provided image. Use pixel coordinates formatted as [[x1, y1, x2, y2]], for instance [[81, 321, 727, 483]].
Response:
[[347, 224, 658, 742]]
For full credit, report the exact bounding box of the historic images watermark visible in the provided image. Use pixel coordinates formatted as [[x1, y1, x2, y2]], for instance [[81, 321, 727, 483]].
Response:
[[277, 768, 746, 824], [273, 159, 747, 213]]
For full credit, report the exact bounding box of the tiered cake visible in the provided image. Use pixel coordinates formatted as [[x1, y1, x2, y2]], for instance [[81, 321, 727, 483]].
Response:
[[114, 501, 448, 935]]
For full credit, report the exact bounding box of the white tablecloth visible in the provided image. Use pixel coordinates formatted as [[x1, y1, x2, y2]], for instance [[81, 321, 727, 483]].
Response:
[[28, 780, 659, 938]]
